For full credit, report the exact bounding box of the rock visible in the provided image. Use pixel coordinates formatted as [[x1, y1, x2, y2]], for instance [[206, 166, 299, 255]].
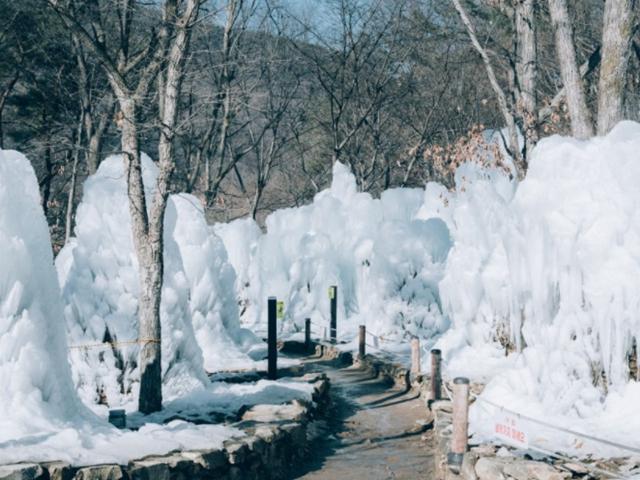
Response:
[[224, 441, 249, 465], [0, 464, 44, 480], [559, 462, 589, 475], [241, 403, 306, 423], [475, 457, 508, 480], [42, 462, 75, 480], [254, 425, 279, 443], [73, 464, 125, 480], [181, 449, 228, 471], [127, 461, 170, 480], [470, 444, 497, 456], [129, 453, 201, 480], [461, 452, 479, 480], [281, 423, 306, 446], [503, 460, 570, 480]]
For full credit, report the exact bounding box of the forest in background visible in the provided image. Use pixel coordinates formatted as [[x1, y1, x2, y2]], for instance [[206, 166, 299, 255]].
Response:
[[0, 0, 638, 251]]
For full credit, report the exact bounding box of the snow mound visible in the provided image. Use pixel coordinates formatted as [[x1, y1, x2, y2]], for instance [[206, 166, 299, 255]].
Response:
[[215, 162, 452, 342], [57, 154, 208, 409], [0, 149, 93, 441], [435, 122, 640, 456]]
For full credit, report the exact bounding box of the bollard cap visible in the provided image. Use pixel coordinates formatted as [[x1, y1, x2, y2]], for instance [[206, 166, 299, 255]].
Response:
[[431, 348, 441, 355], [453, 377, 470, 385], [268, 296, 277, 301]]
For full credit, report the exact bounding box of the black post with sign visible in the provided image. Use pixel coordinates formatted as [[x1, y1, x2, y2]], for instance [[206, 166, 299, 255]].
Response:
[[330, 285, 337, 344], [267, 297, 277, 380]]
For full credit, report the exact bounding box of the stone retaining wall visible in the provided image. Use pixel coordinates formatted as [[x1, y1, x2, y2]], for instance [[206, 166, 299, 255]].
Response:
[[0, 373, 330, 480]]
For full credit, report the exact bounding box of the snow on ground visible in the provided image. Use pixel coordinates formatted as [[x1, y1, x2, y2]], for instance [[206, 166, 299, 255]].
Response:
[[215, 161, 452, 347], [0, 421, 245, 467], [433, 122, 640, 458]]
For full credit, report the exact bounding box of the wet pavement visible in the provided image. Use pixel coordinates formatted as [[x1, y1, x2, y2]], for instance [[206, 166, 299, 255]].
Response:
[[289, 360, 436, 479]]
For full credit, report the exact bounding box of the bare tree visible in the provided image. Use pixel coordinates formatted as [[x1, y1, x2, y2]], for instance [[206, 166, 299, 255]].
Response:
[[514, 0, 538, 156], [451, 0, 525, 176], [50, 0, 202, 413], [548, 0, 594, 138], [275, 0, 411, 187]]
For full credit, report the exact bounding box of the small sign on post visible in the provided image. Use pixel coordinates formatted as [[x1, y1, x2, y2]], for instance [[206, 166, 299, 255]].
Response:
[[494, 412, 528, 449], [276, 301, 285, 319]]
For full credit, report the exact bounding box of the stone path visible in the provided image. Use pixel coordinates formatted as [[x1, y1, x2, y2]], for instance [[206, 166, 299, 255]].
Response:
[[289, 360, 436, 480]]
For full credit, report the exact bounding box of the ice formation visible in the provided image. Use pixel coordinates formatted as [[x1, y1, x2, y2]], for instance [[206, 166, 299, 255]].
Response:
[[168, 194, 258, 372], [0, 150, 93, 441], [433, 122, 640, 456], [58, 155, 209, 408], [215, 161, 453, 342]]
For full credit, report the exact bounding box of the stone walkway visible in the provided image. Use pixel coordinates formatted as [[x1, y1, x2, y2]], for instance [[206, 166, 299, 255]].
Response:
[[289, 360, 436, 479]]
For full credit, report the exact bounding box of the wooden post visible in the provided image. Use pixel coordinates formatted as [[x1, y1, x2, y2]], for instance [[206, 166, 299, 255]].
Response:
[[359, 325, 366, 358], [430, 349, 442, 401], [267, 297, 277, 380], [411, 337, 421, 375], [305, 318, 311, 350], [330, 285, 337, 344], [448, 377, 470, 472]]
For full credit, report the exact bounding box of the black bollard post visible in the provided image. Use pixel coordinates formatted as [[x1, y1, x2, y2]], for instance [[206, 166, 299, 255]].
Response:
[[305, 318, 311, 351], [268, 297, 277, 380], [431, 349, 442, 401], [359, 325, 366, 358], [330, 285, 337, 344]]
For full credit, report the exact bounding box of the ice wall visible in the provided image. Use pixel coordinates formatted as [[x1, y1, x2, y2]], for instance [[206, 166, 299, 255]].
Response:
[[433, 122, 640, 453], [215, 162, 453, 342]]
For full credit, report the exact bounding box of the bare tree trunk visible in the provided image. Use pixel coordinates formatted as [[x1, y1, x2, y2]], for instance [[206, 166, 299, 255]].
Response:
[[451, 0, 524, 176], [597, 0, 636, 135], [86, 97, 113, 174], [65, 111, 84, 244], [515, 0, 538, 157], [548, 0, 594, 139], [0, 72, 19, 149], [116, 96, 164, 415]]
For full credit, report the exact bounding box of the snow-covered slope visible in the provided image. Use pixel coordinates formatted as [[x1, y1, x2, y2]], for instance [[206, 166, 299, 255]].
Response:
[[215, 162, 452, 343], [0, 150, 93, 440]]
